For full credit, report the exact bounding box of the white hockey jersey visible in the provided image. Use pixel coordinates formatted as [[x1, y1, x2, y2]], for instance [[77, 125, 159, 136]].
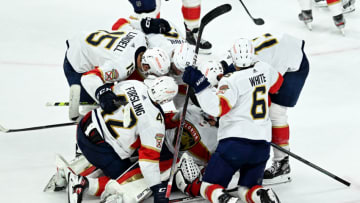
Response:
[[112, 17, 188, 109], [222, 33, 304, 75], [90, 80, 165, 187], [196, 62, 283, 142], [165, 105, 218, 166], [66, 24, 147, 101]]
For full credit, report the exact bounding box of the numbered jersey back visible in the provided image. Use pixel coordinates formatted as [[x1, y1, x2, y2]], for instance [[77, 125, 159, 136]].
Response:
[[93, 80, 165, 159], [216, 61, 280, 142], [252, 33, 304, 75], [67, 26, 147, 73]]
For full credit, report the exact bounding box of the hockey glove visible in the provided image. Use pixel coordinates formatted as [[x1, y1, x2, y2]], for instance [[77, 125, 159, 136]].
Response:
[[95, 84, 123, 113], [150, 182, 169, 203], [141, 17, 171, 34], [220, 60, 236, 75], [182, 66, 210, 93]]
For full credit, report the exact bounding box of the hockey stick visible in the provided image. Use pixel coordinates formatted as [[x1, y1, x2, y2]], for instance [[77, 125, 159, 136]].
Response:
[[46, 101, 97, 106], [165, 3, 232, 199], [238, 0, 264, 25], [270, 143, 351, 187], [169, 196, 203, 203], [0, 122, 77, 133]]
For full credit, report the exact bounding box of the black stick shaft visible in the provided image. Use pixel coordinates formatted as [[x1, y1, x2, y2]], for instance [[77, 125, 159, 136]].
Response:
[[3, 122, 77, 133], [271, 143, 351, 187]]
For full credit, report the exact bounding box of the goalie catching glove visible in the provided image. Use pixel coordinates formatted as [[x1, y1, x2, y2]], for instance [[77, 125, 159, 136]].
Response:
[[175, 153, 202, 197]]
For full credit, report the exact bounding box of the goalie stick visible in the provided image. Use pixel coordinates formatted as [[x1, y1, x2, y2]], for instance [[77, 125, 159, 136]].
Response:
[[271, 143, 351, 187], [0, 122, 77, 133], [165, 3, 232, 199], [238, 0, 264, 25]]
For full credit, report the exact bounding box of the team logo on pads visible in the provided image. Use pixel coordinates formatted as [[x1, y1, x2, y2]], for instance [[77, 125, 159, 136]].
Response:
[[155, 134, 165, 148], [104, 69, 119, 81]]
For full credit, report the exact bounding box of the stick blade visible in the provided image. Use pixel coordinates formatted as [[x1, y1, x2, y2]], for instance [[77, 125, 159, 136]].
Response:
[[201, 4, 232, 27], [254, 18, 265, 25], [0, 124, 9, 133]]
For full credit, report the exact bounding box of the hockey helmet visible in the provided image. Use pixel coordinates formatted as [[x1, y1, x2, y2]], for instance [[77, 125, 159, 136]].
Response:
[[198, 60, 224, 87], [230, 38, 255, 68], [144, 76, 178, 105], [172, 42, 195, 72], [141, 47, 171, 76]]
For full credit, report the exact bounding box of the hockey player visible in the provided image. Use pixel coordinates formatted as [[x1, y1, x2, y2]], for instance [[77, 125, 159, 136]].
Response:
[[221, 33, 309, 185], [314, 0, 356, 13], [182, 38, 283, 203], [64, 17, 171, 121], [297, 0, 346, 33], [65, 76, 178, 203], [128, 0, 212, 54]]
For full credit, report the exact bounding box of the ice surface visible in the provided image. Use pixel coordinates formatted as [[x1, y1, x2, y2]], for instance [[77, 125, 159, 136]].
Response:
[[0, 0, 359, 202]]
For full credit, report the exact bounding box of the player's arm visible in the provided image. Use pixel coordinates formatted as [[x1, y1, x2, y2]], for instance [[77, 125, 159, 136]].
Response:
[[137, 121, 165, 188], [268, 67, 284, 94], [196, 78, 236, 117], [112, 17, 170, 34], [182, 66, 236, 117]]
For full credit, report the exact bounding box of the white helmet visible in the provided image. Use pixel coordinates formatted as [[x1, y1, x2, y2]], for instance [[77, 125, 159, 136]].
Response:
[[172, 42, 195, 72], [141, 47, 171, 76], [198, 60, 224, 87], [230, 38, 255, 68], [144, 76, 178, 105]]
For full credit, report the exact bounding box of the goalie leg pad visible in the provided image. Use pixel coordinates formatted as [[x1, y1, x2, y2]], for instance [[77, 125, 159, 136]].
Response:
[[69, 84, 81, 121]]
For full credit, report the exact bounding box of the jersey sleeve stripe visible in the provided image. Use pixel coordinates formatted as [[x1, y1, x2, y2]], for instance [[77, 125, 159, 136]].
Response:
[[269, 73, 283, 94], [83, 67, 105, 83], [112, 18, 130, 31], [139, 145, 161, 161]]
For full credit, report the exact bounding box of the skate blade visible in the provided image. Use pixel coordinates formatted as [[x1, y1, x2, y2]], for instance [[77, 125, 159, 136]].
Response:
[[263, 175, 292, 186], [339, 28, 345, 36], [305, 23, 312, 31]]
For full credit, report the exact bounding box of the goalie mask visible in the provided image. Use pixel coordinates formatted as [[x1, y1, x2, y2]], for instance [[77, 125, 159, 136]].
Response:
[[198, 60, 224, 87], [141, 47, 171, 76], [144, 76, 178, 105], [230, 38, 255, 68]]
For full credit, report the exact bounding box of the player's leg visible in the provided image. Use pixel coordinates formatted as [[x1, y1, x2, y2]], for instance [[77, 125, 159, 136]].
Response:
[[68, 112, 133, 202], [199, 153, 238, 202], [264, 103, 291, 184], [297, 0, 313, 30], [327, 0, 346, 32], [181, 0, 212, 54], [342, 0, 356, 13], [128, 0, 160, 19], [266, 45, 309, 184]]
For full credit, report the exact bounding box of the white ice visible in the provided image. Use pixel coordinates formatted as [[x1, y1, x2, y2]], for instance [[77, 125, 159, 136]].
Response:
[[0, 0, 359, 202]]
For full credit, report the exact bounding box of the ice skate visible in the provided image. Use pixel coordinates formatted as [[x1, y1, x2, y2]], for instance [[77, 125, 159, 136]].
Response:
[[257, 188, 281, 203], [314, 0, 328, 7], [186, 27, 212, 54], [333, 14, 346, 35], [218, 190, 239, 203], [68, 172, 89, 203], [343, 0, 356, 13], [263, 157, 291, 186], [298, 10, 313, 30]]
